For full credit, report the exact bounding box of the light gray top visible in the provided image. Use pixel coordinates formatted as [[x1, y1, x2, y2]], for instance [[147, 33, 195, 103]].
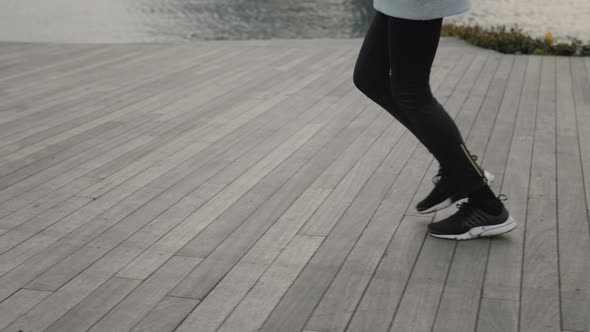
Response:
[[373, 0, 471, 20]]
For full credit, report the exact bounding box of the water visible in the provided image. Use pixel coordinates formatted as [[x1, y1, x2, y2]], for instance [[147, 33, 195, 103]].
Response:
[[0, 0, 588, 43]]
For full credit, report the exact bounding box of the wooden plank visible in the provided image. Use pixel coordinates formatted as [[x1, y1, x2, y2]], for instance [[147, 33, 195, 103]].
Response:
[[555, 56, 590, 332], [520, 56, 560, 332], [214, 220, 328, 332], [0, 289, 52, 331], [387, 236, 456, 332], [0, 176, 97, 234], [1, 246, 142, 332], [482, 55, 538, 303], [431, 241, 489, 332], [85, 257, 201, 332], [44, 277, 141, 332], [175, 235, 323, 332], [477, 298, 519, 332], [3, 255, 199, 332], [0, 197, 93, 272], [130, 297, 200, 332], [344, 216, 428, 332]]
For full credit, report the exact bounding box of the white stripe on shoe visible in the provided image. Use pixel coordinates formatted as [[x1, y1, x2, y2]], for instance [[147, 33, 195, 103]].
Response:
[[428, 215, 516, 240]]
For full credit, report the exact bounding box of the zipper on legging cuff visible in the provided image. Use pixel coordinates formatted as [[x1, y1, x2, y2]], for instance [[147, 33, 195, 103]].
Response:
[[459, 143, 487, 183]]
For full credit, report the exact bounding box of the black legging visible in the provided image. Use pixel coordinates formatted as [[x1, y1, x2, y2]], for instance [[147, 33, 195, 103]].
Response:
[[353, 11, 486, 195]]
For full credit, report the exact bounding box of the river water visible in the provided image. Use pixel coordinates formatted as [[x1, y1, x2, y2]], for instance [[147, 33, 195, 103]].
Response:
[[0, 0, 588, 43]]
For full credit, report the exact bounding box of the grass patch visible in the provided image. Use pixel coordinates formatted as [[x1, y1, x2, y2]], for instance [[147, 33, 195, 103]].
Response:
[[441, 23, 590, 56]]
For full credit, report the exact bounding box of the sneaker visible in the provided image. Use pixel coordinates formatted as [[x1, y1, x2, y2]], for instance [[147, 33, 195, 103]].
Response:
[[427, 194, 516, 240], [416, 155, 495, 214]]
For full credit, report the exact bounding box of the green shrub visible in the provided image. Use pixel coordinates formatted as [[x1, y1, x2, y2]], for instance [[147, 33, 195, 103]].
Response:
[[441, 23, 590, 56]]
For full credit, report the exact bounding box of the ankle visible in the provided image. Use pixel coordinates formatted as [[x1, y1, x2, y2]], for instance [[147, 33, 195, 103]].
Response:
[[468, 185, 503, 215]]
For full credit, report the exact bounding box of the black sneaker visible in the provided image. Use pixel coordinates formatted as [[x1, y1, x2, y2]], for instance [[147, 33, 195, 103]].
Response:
[[427, 195, 516, 240], [416, 155, 495, 214]]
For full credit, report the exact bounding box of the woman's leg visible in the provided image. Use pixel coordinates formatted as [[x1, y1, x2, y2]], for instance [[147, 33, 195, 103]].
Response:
[[386, 15, 488, 197], [353, 12, 514, 240], [352, 11, 419, 137]]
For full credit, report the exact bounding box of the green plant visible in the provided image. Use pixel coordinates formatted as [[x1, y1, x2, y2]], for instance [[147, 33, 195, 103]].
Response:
[[441, 23, 590, 56]]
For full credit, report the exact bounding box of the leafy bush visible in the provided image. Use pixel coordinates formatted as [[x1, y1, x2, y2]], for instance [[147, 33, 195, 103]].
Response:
[[441, 23, 590, 56]]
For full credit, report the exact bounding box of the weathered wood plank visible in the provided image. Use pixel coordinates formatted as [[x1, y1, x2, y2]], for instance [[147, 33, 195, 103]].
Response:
[[555, 56, 590, 332], [482, 55, 536, 306], [85, 257, 201, 332], [130, 297, 199, 332], [520, 56, 560, 332], [344, 215, 428, 332], [214, 229, 327, 332], [44, 277, 141, 332], [477, 298, 519, 332], [1, 246, 143, 332], [175, 235, 323, 332], [388, 236, 455, 332], [0, 289, 52, 330]]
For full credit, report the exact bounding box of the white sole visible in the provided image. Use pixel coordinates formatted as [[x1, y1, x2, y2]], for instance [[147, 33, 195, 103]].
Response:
[[428, 216, 517, 240], [417, 170, 496, 215]]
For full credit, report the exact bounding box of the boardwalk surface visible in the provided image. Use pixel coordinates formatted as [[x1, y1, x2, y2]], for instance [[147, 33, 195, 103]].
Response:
[[0, 38, 589, 332]]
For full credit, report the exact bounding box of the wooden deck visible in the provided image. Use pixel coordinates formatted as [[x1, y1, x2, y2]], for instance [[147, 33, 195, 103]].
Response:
[[0, 38, 588, 332]]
